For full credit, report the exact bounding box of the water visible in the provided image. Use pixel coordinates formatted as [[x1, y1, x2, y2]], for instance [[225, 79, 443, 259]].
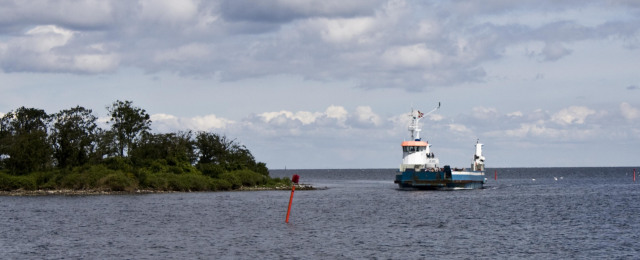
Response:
[[1, 167, 639, 259]]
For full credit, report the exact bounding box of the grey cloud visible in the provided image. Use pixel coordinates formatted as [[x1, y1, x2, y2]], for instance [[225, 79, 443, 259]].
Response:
[[540, 42, 572, 61], [218, 0, 382, 23], [1, 1, 640, 90], [0, 0, 125, 31]]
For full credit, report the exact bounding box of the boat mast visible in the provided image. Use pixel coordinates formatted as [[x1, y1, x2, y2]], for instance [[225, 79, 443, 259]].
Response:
[[409, 102, 440, 141]]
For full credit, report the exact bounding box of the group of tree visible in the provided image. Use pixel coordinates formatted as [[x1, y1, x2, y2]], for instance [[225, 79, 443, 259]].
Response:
[[0, 100, 287, 192]]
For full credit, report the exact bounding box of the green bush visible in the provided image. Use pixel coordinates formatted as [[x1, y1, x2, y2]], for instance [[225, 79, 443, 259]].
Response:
[[148, 160, 169, 173], [56, 165, 129, 190], [198, 163, 225, 178], [235, 169, 268, 186], [98, 172, 138, 191], [31, 171, 55, 187], [141, 171, 171, 190], [59, 172, 84, 189], [210, 178, 232, 191], [219, 172, 241, 189], [103, 157, 133, 172], [176, 174, 211, 191], [0, 173, 37, 191]]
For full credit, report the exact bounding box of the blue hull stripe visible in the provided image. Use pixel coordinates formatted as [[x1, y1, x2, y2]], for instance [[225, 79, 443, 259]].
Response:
[[394, 169, 485, 189]]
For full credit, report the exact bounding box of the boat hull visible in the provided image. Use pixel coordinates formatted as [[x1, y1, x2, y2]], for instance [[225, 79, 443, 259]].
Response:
[[394, 167, 486, 190]]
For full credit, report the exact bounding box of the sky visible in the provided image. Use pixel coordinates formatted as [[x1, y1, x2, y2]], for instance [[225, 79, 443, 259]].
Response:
[[0, 0, 639, 169]]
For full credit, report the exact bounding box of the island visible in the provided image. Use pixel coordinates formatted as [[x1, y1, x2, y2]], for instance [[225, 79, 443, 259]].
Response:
[[0, 100, 308, 195]]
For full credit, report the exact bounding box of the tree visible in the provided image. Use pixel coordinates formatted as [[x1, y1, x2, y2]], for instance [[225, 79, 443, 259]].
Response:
[[0, 114, 11, 168], [106, 100, 151, 157], [195, 131, 231, 166], [0, 107, 52, 174], [92, 128, 118, 162], [50, 106, 98, 168], [195, 131, 268, 176], [129, 131, 196, 167]]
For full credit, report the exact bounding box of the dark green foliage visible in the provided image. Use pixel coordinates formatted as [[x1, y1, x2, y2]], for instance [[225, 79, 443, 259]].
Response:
[[59, 165, 116, 189], [130, 131, 196, 168], [173, 174, 211, 191], [197, 163, 225, 178], [266, 177, 290, 187], [98, 172, 138, 192], [210, 178, 232, 191], [139, 171, 172, 190], [195, 131, 269, 175], [219, 171, 242, 189], [0, 107, 52, 174], [0, 172, 37, 190], [106, 100, 151, 157], [253, 162, 269, 176], [92, 129, 117, 162], [0, 101, 285, 193], [50, 106, 98, 168], [217, 169, 267, 189], [230, 169, 268, 187], [103, 156, 134, 172]]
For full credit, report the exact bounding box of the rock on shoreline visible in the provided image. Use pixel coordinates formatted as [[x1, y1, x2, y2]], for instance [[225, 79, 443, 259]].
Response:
[[0, 184, 319, 196]]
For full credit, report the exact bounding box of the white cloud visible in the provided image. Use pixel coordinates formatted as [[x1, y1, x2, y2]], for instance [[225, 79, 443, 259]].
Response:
[[382, 43, 443, 68], [551, 106, 596, 125], [258, 110, 321, 125], [503, 123, 555, 138], [140, 0, 198, 24], [428, 114, 444, 121], [0, 25, 119, 73], [151, 113, 234, 132], [353, 106, 382, 126], [507, 111, 523, 117], [24, 25, 75, 51], [448, 123, 471, 134], [620, 102, 640, 120], [318, 17, 376, 44], [325, 105, 348, 123], [472, 106, 499, 120]]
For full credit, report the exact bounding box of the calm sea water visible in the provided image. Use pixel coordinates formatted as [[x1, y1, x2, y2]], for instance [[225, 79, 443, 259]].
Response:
[[1, 167, 639, 259]]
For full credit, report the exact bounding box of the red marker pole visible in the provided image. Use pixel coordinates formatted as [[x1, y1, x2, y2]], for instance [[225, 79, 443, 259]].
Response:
[[286, 174, 300, 223], [494, 170, 497, 180], [634, 168, 636, 182]]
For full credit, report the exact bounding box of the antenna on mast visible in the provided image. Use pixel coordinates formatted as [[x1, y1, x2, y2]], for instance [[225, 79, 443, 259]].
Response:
[[421, 102, 441, 118], [407, 102, 441, 141]]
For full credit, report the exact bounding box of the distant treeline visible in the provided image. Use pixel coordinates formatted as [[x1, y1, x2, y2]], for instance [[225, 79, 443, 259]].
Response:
[[0, 100, 289, 192]]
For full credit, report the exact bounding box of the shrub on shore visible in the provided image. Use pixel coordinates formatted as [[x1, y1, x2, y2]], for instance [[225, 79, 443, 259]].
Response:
[[0, 172, 37, 191]]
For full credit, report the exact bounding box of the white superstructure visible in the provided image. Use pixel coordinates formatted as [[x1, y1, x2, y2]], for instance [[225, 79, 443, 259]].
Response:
[[400, 104, 440, 171], [471, 140, 485, 171]]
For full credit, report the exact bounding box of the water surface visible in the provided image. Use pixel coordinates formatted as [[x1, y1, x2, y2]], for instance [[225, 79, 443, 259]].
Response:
[[1, 167, 639, 259]]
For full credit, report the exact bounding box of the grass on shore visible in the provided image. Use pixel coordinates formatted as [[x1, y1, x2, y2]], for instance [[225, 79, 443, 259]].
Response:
[[0, 165, 293, 193]]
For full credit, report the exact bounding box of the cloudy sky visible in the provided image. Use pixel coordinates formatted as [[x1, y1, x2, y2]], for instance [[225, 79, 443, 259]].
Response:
[[1, 0, 639, 169]]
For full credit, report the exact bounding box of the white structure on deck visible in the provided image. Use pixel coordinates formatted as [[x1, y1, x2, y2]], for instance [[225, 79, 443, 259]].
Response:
[[471, 140, 485, 171], [400, 104, 440, 171]]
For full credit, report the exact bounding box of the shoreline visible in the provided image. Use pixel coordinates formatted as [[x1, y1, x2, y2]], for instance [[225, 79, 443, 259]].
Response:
[[0, 183, 319, 196]]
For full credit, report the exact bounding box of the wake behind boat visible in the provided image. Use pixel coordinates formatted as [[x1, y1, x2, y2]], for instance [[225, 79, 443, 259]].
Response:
[[394, 103, 487, 190]]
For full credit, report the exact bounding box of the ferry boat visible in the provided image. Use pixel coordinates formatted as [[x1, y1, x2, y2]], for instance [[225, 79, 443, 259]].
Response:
[[394, 103, 487, 190]]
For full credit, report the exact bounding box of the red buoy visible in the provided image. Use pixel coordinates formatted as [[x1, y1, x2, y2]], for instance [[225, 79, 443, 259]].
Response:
[[286, 174, 300, 223], [494, 170, 497, 180], [634, 168, 636, 182]]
